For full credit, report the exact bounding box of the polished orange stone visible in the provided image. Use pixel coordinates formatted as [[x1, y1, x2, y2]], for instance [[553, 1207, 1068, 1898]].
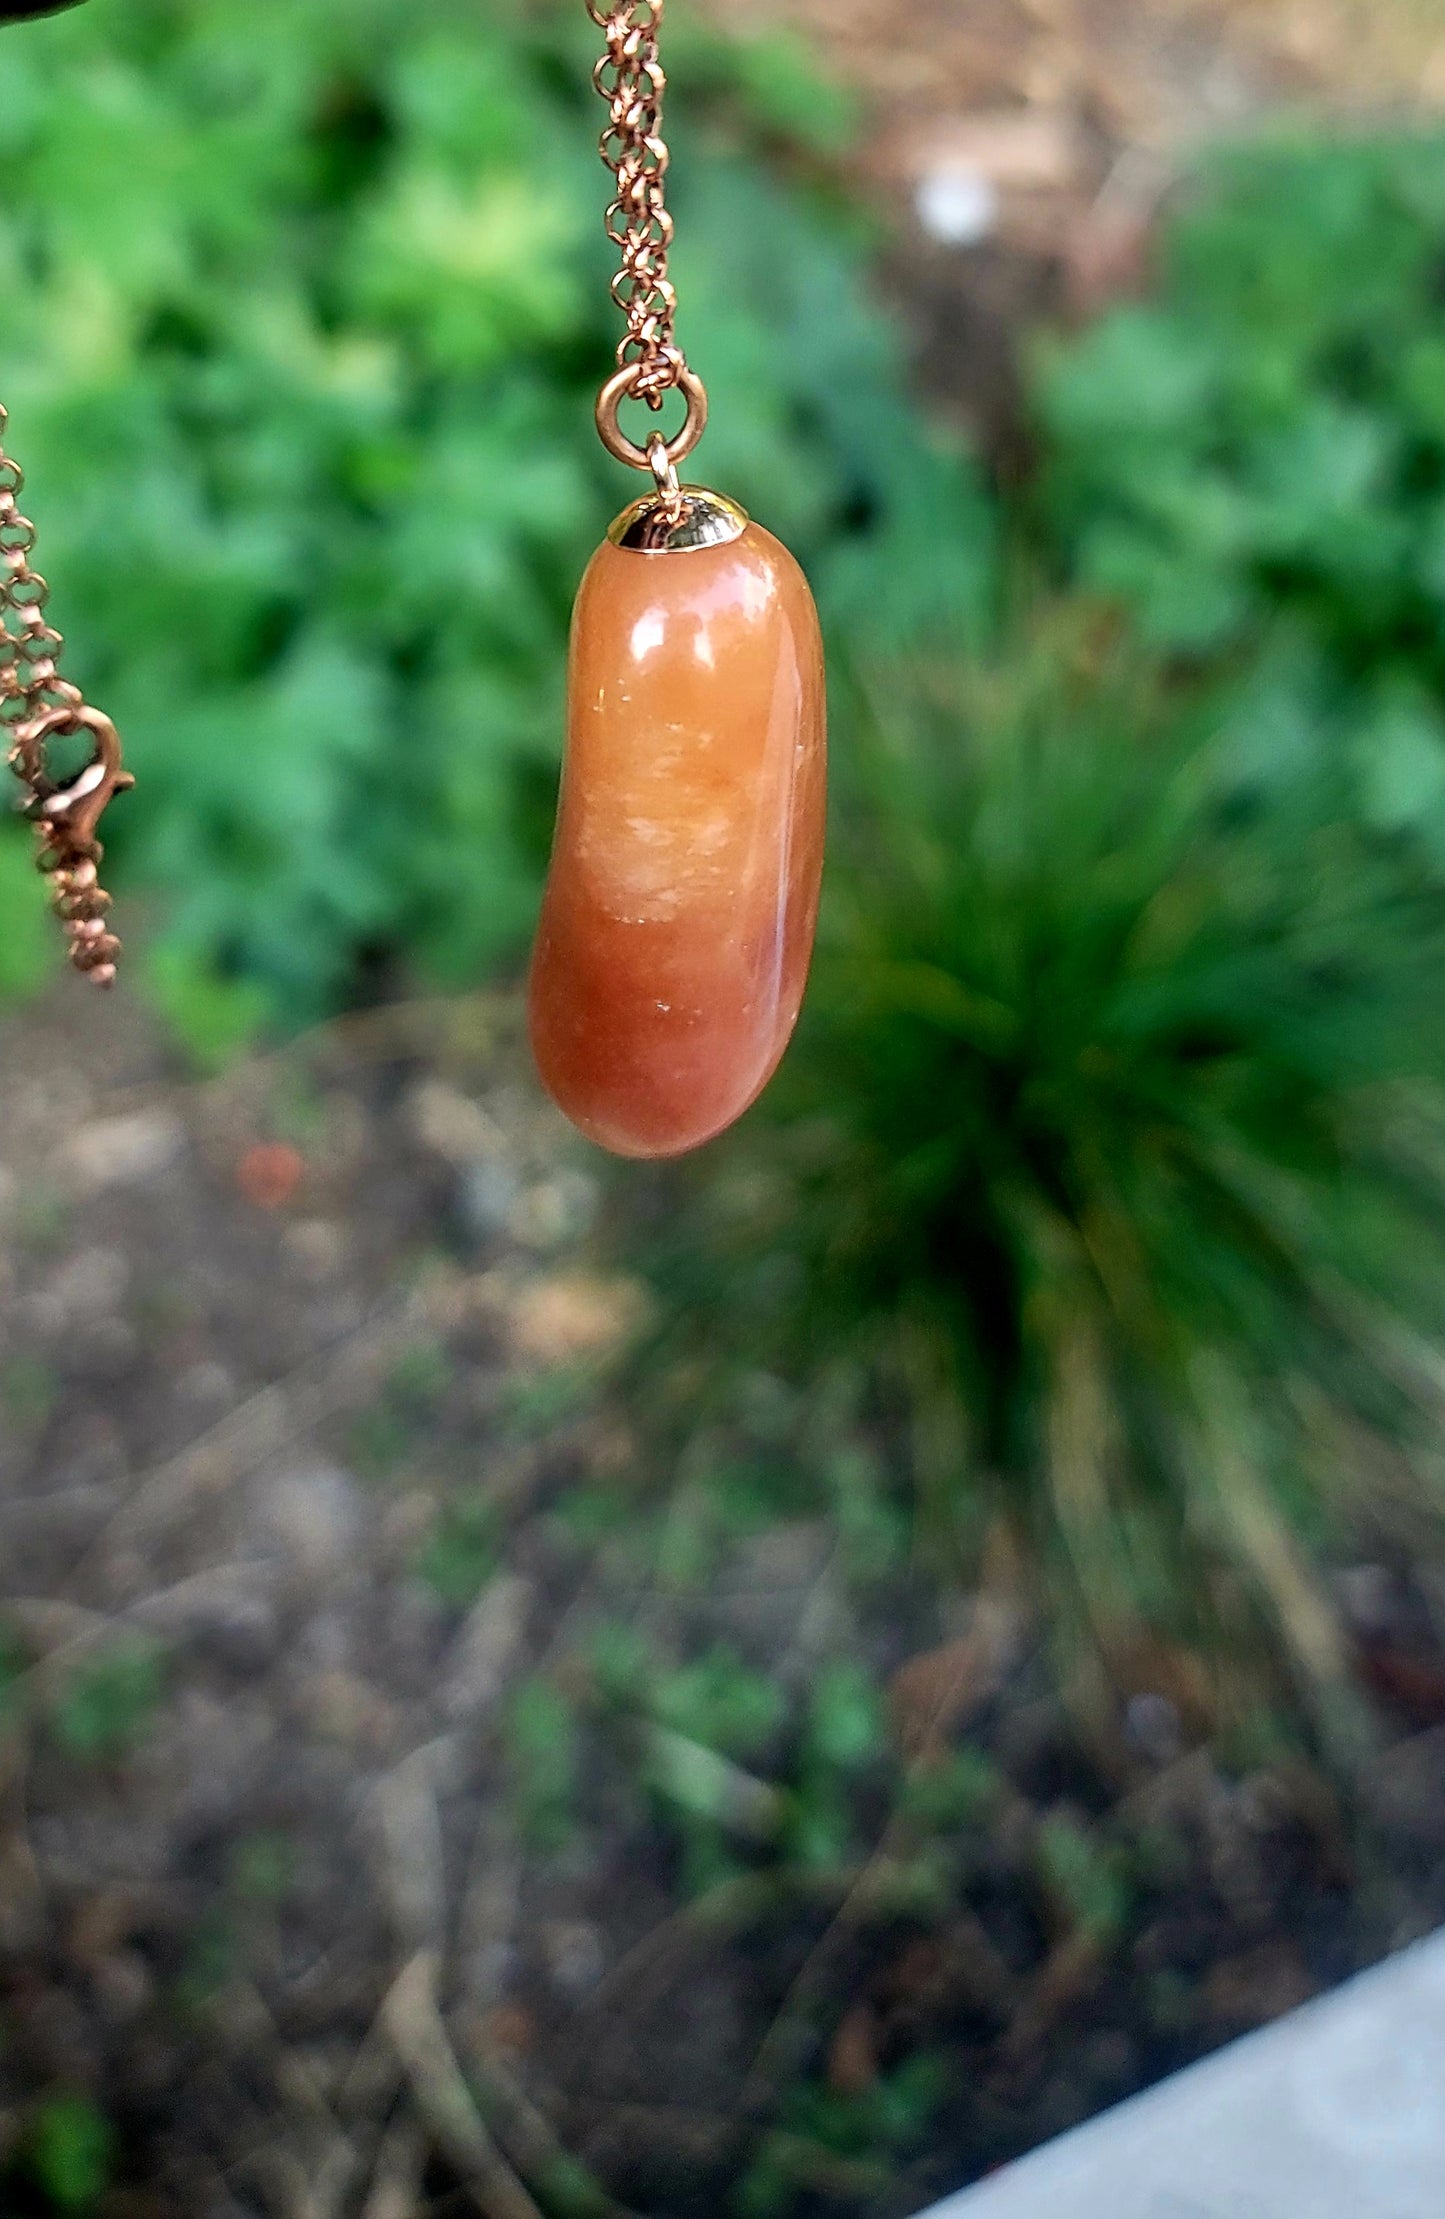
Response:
[[528, 518, 827, 1160]]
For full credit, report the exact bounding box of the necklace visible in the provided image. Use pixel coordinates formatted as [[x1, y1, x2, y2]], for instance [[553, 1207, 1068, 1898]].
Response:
[[528, 0, 828, 1162], [0, 404, 131, 985]]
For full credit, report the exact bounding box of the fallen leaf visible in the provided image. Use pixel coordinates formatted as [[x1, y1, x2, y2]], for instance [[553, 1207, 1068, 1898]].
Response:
[[890, 1596, 1022, 1756], [827, 2002, 879, 2097]]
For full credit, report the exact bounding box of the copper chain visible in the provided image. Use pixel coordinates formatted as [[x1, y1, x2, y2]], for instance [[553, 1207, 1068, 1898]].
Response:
[[0, 404, 131, 985], [587, 0, 689, 411]]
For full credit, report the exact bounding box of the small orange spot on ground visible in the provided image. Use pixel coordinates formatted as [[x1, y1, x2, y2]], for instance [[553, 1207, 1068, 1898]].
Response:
[[236, 1141, 305, 1211], [480, 2000, 537, 2058]]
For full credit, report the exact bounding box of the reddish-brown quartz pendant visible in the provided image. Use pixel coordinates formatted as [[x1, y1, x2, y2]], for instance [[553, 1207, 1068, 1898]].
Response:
[[529, 490, 826, 1160]]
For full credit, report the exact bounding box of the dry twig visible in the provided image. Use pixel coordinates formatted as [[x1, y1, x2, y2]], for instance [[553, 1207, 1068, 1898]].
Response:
[[380, 1952, 542, 2219]]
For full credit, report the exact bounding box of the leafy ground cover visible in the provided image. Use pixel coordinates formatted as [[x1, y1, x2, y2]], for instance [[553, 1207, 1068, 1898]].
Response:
[[0, 0, 986, 1042], [1038, 131, 1445, 886]]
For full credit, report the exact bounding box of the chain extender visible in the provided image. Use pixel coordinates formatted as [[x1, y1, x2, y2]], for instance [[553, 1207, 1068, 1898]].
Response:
[[588, 0, 708, 481], [0, 405, 132, 985]]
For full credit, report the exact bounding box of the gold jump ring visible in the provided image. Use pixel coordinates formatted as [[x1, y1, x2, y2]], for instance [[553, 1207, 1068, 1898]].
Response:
[[594, 362, 708, 474]]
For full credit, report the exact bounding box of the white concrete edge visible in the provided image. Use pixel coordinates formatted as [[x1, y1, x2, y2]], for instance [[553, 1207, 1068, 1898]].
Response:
[[917, 1929, 1445, 2219]]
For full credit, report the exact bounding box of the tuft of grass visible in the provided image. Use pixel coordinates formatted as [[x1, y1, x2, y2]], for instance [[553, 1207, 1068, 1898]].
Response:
[[642, 618, 1445, 1697]]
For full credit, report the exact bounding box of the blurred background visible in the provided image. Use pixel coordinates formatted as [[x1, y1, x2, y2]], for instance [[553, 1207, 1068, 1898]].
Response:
[[3, 0, 1445, 2212]]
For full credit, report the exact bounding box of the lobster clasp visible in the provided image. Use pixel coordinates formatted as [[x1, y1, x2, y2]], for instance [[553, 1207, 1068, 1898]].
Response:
[[17, 701, 134, 856]]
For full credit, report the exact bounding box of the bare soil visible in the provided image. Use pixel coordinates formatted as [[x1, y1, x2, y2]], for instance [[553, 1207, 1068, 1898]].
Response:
[[1, 994, 1444, 2217]]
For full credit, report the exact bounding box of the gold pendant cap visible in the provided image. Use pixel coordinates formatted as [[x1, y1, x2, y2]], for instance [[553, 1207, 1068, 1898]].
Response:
[[607, 487, 749, 553]]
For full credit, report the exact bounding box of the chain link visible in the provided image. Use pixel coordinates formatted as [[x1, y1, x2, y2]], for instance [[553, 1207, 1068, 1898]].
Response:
[[0, 403, 131, 985], [587, 0, 688, 411]]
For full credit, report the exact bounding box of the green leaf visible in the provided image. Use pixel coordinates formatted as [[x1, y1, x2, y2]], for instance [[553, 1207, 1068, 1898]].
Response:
[[807, 1662, 884, 1772], [415, 1494, 498, 1609], [51, 1638, 165, 1762], [1037, 1817, 1131, 1945], [26, 2094, 115, 2214], [652, 1646, 786, 1762]]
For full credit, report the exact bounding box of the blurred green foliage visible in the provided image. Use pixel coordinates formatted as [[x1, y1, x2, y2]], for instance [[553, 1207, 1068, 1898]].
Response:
[[51, 1636, 165, 1760], [175, 1829, 297, 2014], [22, 2093, 114, 2214], [740, 2056, 947, 2219], [1039, 133, 1445, 859], [1037, 1815, 1131, 1944], [0, 1354, 57, 1433], [0, 0, 985, 1038], [898, 1748, 1001, 1833], [652, 1643, 787, 1762], [414, 1490, 499, 1606], [786, 1661, 888, 1870], [506, 1675, 579, 1852], [581, 1615, 896, 1892], [0, 834, 53, 1003]]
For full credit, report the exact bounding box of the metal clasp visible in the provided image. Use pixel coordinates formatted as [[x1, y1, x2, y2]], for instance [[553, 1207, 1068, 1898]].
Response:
[[17, 701, 134, 855]]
